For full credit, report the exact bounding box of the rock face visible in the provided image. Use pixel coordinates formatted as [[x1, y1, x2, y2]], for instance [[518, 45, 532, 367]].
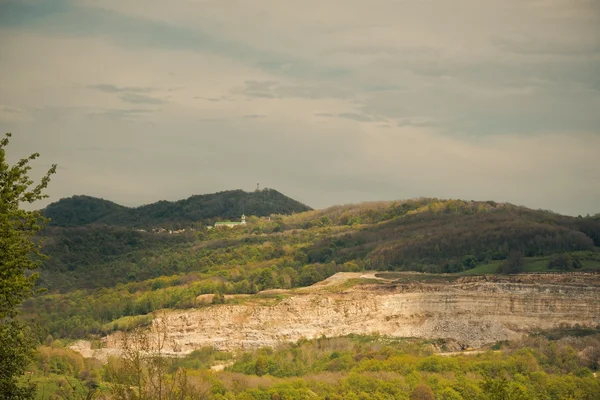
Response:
[[80, 273, 600, 359]]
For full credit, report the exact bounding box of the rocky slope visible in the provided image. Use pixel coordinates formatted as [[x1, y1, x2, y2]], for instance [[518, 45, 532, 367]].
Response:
[[74, 272, 600, 360]]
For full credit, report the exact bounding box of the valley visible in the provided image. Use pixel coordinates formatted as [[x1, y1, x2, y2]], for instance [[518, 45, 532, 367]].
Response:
[[11, 192, 600, 399]]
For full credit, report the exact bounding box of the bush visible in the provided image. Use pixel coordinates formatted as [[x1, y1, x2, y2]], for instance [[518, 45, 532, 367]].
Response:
[[410, 384, 435, 400], [497, 251, 524, 274], [212, 292, 225, 304], [547, 253, 582, 271]]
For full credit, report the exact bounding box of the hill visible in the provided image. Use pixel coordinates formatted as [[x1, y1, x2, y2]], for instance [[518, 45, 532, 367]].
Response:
[[41, 195, 127, 227], [298, 199, 600, 271], [42, 188, 312, 228], [35, 198, 600, 291], [25, 197, 600, 340]]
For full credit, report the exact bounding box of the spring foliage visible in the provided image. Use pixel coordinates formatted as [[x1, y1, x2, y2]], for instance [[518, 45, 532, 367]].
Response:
[[0, 133, 56, 399], [27, 333, 600, 399]]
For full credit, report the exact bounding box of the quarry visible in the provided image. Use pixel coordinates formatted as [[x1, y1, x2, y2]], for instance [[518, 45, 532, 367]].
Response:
[[71, 272, 600, 361]]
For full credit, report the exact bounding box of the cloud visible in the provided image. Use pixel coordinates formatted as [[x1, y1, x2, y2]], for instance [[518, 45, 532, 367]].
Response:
[[397, 118, 439, 127], [236, 80, 278, 98], [1, 105, 21, 113], [194, 97, 223, 102], [234, 80, 351, 100], [88, 84, 155, 93], [88, 83, 167, 104], [1, 0, 599, 216], [324, 45, 440, 57], [119, 93, 166, 105], [0, 0, 349, 81], [490, 33, 600, 55], [315, 112, 378, 122], [359, 128, 600, 215], [337, 113, 373, 122], [89, 108, 155, 120], [76, 145, 136, 153]]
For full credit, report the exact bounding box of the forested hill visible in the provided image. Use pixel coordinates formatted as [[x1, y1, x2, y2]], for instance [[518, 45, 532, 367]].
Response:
[[42, 188, 312, 228], [28, 197, 600, 338], [36, 197, 600, 293]]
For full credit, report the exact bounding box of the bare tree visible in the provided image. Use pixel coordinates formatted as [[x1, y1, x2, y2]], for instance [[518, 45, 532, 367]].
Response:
[[107, 313, 201, 400], [55, 377, 99, 400]]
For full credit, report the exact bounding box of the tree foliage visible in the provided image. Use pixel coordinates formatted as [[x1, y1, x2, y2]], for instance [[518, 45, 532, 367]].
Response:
[[0, 322, 37, 399], [0, 133, 56, 399], [410, 384, 435, 400], [26, 331, 600, 399], [497, 250, 525, 274], [548, 253, 582, 271], [18, 196, 600, 341], [105, 320, 199, 399], [303, 199, 600, 271], [43, 189, 311, 229]]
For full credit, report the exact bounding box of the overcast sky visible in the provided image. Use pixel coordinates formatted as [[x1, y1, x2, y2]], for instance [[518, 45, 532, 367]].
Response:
[[1, 0, 599, 215]]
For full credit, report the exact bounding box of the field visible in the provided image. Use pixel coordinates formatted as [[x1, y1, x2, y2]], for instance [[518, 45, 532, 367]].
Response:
[[459, 255, 600, 275]]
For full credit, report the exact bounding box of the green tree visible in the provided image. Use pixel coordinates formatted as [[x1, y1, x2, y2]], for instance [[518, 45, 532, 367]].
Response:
[[0, 133, 56, 399], [257, 268, 275, 290], [438, 387, 463, 400], [410, 384, 435, 400], [299, 265, 323, 286], [498, 250, 524, 274], [212, 291, 225, 304], [547, 253, 581, 271], [462, 255, 478, 270]]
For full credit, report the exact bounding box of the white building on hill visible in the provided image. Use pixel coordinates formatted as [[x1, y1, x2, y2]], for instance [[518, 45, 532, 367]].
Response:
[[214, 214, 246, 228]]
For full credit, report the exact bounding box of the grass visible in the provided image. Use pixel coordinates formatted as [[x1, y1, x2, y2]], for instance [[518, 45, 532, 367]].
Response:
[[103, 313, 153, 332], [374, 252, 600, 279], [580, 260, 600, 271], [532, 325, 600, 340], [374, 272, 460, 283], [226, 291, 290, 307], [457, 261, 501, 275], [324, 278, 387, 292], [459, 256, 600, 276]]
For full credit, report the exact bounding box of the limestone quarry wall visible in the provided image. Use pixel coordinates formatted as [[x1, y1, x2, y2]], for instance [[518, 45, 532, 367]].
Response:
[[76, 273, 600, 360]]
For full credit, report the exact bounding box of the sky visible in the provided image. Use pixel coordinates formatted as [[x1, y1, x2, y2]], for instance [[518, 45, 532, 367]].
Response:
[[1, 0, 599, 215]]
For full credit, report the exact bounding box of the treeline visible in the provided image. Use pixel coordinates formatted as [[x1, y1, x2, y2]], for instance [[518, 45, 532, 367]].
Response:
[[39, 198, 600, 292], [43, 189, 311, 228], [222, 333, 600, 399], [37, 222, 341, 292], [24, 260, 361, 339], [281, 199, 425, 228], [27, 198, 600, 340], [27, 332, 600, 399], [38, 226, 195, 291], [301, 199, 600, 272]]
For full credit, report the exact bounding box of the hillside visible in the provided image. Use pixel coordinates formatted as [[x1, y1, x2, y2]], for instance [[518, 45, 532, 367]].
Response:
[[37, 198, 600, 290], [26, 197, 600, 341], [23, 198, 600, 399], [42, 188, 312, 228], [41, 195, 127, 226], [300, 199, 600, 271], [76, 272, 600, 355]]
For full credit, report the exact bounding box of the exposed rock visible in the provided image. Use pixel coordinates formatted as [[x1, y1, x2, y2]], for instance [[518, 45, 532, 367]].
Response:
[[72, 272, 600, 360], [69, 339, 121, 363]]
